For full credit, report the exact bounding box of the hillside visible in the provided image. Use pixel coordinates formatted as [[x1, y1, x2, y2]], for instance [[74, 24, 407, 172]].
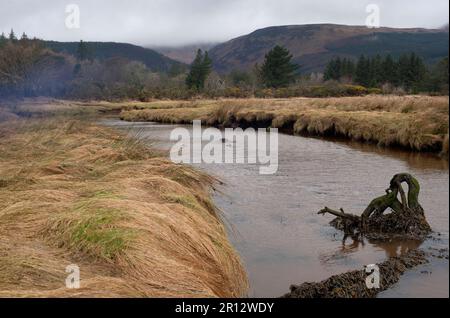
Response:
[[44, 41, 186, 73], [151, 43, 218, 64], [208, 24, 449, 74]]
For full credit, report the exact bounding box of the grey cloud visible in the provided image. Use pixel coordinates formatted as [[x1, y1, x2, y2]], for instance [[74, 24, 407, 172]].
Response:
[[0, 0, 448, 46]]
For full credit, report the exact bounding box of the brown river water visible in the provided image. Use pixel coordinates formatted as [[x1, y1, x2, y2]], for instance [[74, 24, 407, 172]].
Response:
[[104, 119, 449, 298]]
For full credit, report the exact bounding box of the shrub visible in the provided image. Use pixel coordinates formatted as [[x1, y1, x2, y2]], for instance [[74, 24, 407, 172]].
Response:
[[367, 87, 383, 95], [255, 88, 274, 98], [344, 85, 368, 96], [223, 87, 251, 98]]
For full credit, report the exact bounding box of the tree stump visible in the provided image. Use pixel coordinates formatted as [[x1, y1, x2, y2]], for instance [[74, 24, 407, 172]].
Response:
[[318, 173, 432, 240]]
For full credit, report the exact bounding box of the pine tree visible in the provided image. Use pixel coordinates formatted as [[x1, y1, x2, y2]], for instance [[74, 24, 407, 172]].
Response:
[[324, 57, 356, 82], [334, 57, 342, 80], [76, 40, 94, 62], [425, 56, 449, 93], [348, 59, 356, 79], [20, 32, 28, 41], [371, 54, 383, 86], [409, 53, 426, 91], [355, 55, 370, 86], [8, 29, 17, 41], [381, 54, 397, 85], [324, 59, 337, 81], [435, 56, 449, 91], [260, 45, 299, 88], [185, 49, 212, 90], [0, 32, 6, 47], [76, 40, 88, 61], [341, 58, 355, 80], [397, 54, 411, 88], [395, 53, 426, 91], [201, 51, 212, 81]]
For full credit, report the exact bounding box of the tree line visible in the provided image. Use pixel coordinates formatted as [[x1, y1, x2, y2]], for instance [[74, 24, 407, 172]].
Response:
[[1, 29, 448, 100], [324, 54, 449, 93]]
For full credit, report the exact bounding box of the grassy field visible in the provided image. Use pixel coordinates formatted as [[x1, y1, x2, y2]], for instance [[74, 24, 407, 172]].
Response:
[[0, 101, 247, 297], [119, 96, 449, 154]]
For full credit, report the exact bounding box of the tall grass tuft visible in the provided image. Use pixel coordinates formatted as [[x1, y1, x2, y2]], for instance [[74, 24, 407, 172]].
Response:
[[0, 106, 248, 298]]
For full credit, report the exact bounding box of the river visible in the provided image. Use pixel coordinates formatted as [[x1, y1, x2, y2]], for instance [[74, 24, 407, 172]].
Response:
[[104, 119, 449, 298]]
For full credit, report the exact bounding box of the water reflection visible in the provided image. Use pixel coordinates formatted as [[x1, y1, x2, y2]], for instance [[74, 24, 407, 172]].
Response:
[[324, 136, 449, 171], [372, 238, 423, 258], [319, 234, 422, 268]]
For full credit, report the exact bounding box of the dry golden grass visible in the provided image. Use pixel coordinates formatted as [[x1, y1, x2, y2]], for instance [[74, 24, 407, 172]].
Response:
[[5, 97, 125, 117], [120, 96, 449, 154], [0, 110, 247, 297]]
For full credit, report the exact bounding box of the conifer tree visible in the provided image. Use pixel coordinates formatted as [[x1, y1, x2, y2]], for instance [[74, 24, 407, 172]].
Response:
[[0, 32, 6, 47], [371, 54, 383, 86], [323, 59, 337, 81], [260, 45, 299, 88], [76, 40, 88, 61], [185, 49, 213, 90], [355, 55, 370, 86], [381, 54, 397, 85], [8, 29, 17, 41]]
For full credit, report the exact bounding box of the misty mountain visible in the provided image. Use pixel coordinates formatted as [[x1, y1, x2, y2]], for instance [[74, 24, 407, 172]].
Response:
[[151, 43, 218, 64], [44, 41, 186, 73], [208, 24, 449, 74]]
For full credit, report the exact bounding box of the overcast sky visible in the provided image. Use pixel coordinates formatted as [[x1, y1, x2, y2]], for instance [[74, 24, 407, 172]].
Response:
[[0, 0, 448, 46]]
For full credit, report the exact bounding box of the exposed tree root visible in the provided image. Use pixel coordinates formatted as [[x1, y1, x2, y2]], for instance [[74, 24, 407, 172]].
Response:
[[282, 249, 427, 298], [282, 173, 433, 298], [318, 173, 432, 240]]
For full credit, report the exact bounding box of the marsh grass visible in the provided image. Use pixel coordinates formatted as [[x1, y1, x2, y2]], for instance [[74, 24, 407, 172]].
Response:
[[0, 103, 248, 297], [48, 205, 134, 260], [120, 96, 449, 154]]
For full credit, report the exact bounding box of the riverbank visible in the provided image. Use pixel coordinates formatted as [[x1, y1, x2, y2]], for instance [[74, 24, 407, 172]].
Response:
[[0, 101, 248, 297], [106, 118, 449, 298], [119, 96, 449, 154], [1, 99, 448, 298]]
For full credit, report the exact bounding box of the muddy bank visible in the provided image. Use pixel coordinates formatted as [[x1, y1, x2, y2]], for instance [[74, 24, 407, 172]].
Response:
[[282, 249, 428, 298], [118, 96, 449, 154]]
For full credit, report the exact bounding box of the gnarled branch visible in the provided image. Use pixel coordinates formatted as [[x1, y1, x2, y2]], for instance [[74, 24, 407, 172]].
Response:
[[317, 173, 431, 239]]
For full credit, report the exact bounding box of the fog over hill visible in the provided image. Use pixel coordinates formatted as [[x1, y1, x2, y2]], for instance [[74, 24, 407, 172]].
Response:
[[44, 41, 186, 73], [207, 24, 449, 74], [150, 43, 218, 64], [36, 23, 449, 75]]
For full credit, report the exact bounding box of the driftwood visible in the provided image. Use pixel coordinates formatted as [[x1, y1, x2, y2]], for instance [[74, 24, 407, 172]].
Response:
[[318, 173, 431, 240], [282, 174, 433, 299], [282, 249, 427, 298]]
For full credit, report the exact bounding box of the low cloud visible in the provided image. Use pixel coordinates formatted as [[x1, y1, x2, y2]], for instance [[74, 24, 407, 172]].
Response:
[[1, 0, 448, 46]]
